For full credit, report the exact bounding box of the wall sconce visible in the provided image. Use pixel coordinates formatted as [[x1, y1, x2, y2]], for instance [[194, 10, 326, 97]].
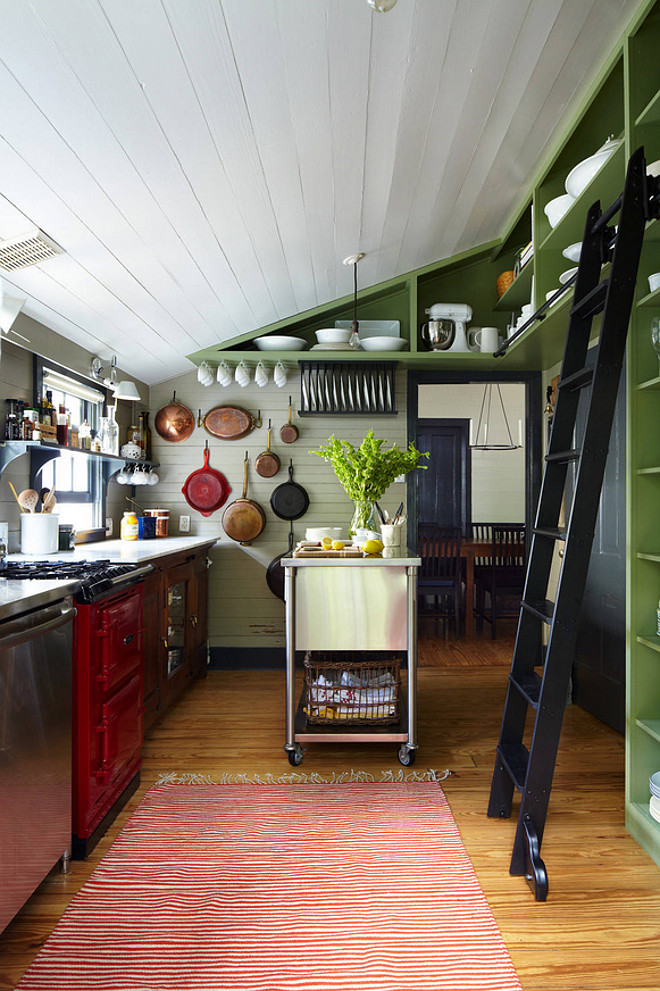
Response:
[[91, 355, 141, 401]]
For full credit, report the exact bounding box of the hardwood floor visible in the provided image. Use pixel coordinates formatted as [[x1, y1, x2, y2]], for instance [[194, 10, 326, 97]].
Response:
[[1, 653, 659, 990]]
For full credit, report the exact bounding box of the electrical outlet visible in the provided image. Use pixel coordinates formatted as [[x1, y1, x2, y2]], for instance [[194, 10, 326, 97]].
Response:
[[179, 515, 191, 533], [105, 517, 113, 536], [0, 522, 8, 549]]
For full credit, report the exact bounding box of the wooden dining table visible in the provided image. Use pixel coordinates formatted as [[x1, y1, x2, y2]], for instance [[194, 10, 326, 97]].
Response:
[[459, 539, 492, 636]]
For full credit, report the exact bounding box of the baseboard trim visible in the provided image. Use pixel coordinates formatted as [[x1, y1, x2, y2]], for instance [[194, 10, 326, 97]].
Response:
[[209, 646, 286, 670]]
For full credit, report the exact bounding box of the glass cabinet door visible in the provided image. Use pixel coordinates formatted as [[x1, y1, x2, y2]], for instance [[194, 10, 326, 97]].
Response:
[[166, 580, 187, 677]]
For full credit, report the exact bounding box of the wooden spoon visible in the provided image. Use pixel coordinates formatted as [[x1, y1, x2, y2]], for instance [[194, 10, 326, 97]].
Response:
[[41, 488, 56, 513], [18, 489, 39, 513]]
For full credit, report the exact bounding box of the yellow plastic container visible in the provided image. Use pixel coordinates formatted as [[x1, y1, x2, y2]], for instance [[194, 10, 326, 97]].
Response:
[[120, 511, 139, 541]]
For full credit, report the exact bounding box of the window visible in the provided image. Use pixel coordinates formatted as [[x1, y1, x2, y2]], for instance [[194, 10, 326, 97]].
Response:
[[32, 360, 107, 529]]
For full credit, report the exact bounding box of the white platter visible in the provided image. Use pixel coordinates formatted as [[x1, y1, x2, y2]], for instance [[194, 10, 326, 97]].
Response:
[[254, 336, 306, 351], [335, 319, 400, 339]]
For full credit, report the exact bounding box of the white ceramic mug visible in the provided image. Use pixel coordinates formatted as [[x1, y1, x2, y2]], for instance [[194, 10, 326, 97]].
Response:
[[235, 360, 251, 387], [273, 361, 287, 388], [217, 361, 233, 387], [475, 326, 500, 352], [255, 361, 269, 387]]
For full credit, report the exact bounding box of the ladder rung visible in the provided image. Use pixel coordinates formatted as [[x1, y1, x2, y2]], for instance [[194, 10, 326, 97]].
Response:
[[509, 672, 542, 708], [498, 742, 529, 792], [558, 366, 594, 392], [570, 279, 609, 319], [533, 527, 567, 540], [522, 599, 555, 623], [545, 449, 579, 463]]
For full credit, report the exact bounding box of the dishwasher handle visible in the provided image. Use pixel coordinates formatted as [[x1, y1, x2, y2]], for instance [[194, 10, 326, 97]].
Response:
[[0, 606, 77, 652]]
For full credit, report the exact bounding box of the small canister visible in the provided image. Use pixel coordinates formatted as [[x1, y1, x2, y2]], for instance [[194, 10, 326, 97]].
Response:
[[145, 509, 169, 538], [138, 515, 157, 540], [58, 524, 76, 551]]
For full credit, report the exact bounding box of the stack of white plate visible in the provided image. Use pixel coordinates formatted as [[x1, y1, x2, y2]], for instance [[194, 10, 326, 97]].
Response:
[[650, 772, 660, 822]]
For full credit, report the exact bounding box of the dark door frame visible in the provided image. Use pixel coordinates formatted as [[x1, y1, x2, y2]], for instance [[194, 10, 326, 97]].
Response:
[[406, 369, 543, 537]]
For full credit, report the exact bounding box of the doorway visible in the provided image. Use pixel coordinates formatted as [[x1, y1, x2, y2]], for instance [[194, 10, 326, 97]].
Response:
[[417, 419, 471, 534]]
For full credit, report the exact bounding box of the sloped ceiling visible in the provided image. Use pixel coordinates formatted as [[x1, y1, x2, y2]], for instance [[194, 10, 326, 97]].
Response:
[[0, 0, 640, 384]]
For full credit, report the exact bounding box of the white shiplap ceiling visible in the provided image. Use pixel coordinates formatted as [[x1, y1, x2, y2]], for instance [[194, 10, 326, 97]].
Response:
[[0, 0, 639, 384]]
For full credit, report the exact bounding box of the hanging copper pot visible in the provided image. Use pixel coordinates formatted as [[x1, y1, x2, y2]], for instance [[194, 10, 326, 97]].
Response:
[[154, 392, 195, 443]]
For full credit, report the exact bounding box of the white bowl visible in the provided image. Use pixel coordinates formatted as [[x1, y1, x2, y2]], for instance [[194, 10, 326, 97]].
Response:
[[546, 289, 560, 302], [360, 337, 407, 352], [650, 771, 660, 797], [565, 138, 620, 198], [305, 527, 344, 543], [559, 266, 578, 285], [647, 159, 660, 178], [254, 336, 306, 351], [544, 194, 575, 229], [562, 241, 582, 263], [648, 273, 660, 293], [316, 328, 352, 344]]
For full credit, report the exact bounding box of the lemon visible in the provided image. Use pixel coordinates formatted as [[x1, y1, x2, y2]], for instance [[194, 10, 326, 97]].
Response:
[[332, 540, 345, 550], [321, 536, 333, 549], [362, 539, 384, 554]]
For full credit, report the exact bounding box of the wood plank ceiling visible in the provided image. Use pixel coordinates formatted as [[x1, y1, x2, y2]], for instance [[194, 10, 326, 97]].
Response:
[[0, 0, 640, 385]]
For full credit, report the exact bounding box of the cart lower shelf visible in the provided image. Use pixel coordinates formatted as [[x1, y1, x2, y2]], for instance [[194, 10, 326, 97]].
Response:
[[293, 695, 410, 744]]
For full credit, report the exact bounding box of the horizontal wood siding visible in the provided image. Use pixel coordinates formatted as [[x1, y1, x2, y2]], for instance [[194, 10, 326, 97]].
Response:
[[149, 365, 409, 648]]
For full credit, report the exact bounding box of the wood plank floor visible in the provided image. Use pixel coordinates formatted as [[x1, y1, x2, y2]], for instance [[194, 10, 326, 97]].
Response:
[[1, 640, 659, 990]]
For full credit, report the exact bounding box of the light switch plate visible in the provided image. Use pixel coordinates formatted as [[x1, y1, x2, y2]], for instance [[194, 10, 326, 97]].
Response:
[[0, 522, 8, 548], [179, 515, 191, 533]]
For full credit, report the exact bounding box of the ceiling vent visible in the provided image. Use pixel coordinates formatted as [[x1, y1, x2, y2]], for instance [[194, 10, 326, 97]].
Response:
[[0, 229, 65, 272]]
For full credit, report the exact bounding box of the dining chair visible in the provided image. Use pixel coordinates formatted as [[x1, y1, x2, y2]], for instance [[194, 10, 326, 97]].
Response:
[[475, 524, 526, 638], [417, 525, 462, 638]]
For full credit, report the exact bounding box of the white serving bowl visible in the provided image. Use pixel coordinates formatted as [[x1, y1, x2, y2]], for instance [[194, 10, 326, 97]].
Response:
[[544, 194, 575, 229], [254, 336, 306, 351], [559, 266, 578, 285], [562, 241, 582, 263], [648, 273, 660, 293], [316, 328, 352, 344], [305, 527, 344, 543], [360, 337, 407, 352], [650, 771, 660, 798], [565, 137, 620, 199]]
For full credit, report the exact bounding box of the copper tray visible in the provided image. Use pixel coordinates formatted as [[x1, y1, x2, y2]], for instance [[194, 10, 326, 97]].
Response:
[[203, 405, 257, 441]]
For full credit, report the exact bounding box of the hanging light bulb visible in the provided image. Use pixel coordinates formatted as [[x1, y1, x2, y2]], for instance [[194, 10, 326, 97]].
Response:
[[343, 252, 365, 339], [470, 383, 521, 451], [367, 0, 399, 10]]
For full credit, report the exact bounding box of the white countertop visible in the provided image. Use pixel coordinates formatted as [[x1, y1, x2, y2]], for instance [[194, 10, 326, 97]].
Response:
[[8, 535, 217, 565]]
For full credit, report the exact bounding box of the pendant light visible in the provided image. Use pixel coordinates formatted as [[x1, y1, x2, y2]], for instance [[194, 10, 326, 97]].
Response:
[[343, 252, 365, 335], [470, 383, 522, 451]]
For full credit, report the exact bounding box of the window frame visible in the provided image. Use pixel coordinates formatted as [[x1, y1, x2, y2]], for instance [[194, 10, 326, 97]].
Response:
[[31, 356, 110, 527]]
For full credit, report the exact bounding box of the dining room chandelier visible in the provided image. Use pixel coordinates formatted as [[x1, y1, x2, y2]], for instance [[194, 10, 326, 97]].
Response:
[[470, 383, 521, 451]]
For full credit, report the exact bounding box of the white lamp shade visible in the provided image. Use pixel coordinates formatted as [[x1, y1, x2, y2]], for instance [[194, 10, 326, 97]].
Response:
[[113, 380, 141, 401]]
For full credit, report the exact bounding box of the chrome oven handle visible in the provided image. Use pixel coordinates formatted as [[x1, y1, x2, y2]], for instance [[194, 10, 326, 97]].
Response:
[[0, 606, 76, 652]]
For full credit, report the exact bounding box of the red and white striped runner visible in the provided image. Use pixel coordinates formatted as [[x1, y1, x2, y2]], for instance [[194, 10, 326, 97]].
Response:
[[18, 782, 522, 990]]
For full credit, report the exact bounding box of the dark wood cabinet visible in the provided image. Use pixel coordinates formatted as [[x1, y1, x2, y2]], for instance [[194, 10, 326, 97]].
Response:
[[140, 544, 212, 731]]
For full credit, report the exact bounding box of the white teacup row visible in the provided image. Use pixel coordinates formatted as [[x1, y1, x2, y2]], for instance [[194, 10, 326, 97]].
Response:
[[116, 464, 159, 486], [197, 359, 288, 388]]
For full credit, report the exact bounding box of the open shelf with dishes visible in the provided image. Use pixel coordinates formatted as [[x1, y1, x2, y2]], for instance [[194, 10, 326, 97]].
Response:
[[0, 440, 159, 485]]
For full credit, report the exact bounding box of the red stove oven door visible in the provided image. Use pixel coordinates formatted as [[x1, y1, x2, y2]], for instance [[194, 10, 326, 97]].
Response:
[[85, 673, 143, 836], [96, 587, 144, 695]]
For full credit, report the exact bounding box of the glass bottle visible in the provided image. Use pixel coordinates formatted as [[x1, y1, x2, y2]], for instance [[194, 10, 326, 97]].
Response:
[[141, 411, 152, 461], [99, 405, 119, 456], [57, 405, 68, 446], [134, 414, 144, 459]]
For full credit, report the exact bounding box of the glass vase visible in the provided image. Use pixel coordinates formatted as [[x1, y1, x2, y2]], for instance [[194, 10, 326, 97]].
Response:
[[349, 499, 377, 536]]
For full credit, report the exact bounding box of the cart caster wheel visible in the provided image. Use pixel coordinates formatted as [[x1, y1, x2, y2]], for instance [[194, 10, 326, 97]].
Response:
[[287, 746, 303, 767], [398, 746, 416, 767]]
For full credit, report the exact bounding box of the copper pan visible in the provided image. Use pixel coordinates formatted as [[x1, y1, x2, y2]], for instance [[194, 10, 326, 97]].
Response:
[[222, 453, 266, 545], [155, 391, 195, 443], [255, 420, 280, 477]]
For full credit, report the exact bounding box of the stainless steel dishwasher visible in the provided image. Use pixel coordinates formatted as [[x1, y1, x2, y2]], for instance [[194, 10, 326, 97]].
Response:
[[0, 590, 76, 933]]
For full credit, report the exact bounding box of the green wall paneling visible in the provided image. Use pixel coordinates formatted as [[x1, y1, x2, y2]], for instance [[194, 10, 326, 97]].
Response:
[[629, 0, 660, 120]]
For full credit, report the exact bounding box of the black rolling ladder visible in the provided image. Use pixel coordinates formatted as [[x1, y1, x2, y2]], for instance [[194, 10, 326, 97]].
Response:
[[487, 147, 660, 900]]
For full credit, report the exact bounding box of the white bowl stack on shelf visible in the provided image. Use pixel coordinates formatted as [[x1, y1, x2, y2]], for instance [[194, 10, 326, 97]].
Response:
[[335, 319, 407, 352], [650, 771, 660, 823]]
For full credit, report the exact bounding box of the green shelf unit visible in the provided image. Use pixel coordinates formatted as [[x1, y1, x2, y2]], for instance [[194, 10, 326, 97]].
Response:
[[628, 1, 660, 872]]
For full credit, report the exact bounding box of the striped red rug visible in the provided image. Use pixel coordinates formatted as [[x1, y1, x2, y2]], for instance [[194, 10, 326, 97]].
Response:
[[18, 782, 522, 990]]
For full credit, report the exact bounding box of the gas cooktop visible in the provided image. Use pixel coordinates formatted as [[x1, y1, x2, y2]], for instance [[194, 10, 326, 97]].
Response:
[[3, 559, 154, 603]]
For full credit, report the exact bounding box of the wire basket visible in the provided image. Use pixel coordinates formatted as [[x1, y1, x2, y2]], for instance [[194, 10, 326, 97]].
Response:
[[303, 651, 401, 725]]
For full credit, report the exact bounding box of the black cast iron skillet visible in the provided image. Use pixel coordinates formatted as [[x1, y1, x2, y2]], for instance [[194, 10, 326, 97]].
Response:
[[270, 460, 309, 520], [266, 524, 294, 601]]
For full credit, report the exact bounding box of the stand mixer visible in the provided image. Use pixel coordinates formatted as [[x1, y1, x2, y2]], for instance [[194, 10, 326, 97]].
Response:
[[420, 303, 472, 352]]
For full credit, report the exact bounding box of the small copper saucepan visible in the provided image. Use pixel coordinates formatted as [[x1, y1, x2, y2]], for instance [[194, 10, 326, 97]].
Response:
[[280, 397, 299, 444], [255, 420, 280, 477]]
